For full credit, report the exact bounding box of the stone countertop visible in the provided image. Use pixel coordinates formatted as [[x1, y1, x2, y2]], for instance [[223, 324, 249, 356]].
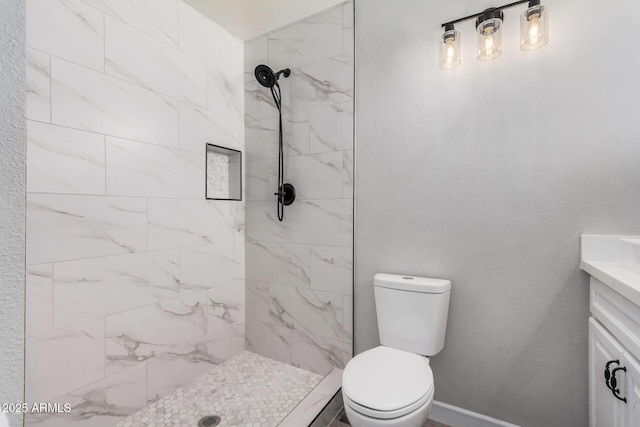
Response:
[[581, 234, 640, 307]]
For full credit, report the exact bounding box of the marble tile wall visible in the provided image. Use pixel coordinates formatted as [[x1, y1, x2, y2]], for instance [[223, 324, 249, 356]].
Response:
[[244, 2, 354, 376], [24, 1, 244, 426]]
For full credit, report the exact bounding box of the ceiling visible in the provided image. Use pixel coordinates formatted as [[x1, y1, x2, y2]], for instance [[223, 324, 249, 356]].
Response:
[[184, 0, 346, 41]]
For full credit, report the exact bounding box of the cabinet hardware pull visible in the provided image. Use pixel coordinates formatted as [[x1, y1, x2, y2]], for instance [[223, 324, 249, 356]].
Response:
[[605, 360, 619, 391], [610, 366, 627, 404]]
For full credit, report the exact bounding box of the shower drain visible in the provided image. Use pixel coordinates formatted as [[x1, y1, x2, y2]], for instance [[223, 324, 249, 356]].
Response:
[[197, 415, 221, 426]]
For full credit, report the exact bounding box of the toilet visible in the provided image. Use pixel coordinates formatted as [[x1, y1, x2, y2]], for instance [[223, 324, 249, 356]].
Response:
[[342, 273, 451, 427]]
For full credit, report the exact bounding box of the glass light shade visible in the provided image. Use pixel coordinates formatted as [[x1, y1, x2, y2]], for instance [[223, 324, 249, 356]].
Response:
[[439, 29, 461, 70], [477, 18, 503, 61], [520, 5, 548, 50]]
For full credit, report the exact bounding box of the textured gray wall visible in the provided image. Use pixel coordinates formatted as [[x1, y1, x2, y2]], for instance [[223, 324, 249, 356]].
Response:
[[0, 0, 26, 426], [354, 0, 640, 426]]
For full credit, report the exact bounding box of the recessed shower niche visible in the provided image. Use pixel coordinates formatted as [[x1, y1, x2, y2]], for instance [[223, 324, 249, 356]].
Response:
[[206, 143, 242, 201]]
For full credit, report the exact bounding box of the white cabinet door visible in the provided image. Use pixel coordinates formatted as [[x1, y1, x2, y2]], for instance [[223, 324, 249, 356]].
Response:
[[622, 352, 640, 427], [590, 318, 627, 427]]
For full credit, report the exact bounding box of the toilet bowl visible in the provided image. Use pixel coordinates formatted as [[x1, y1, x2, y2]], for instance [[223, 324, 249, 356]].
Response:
[[342, 346, 434, 427]]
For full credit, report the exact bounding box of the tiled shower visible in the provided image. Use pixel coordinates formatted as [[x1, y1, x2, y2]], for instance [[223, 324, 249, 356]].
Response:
[[23, 0, 353, 426], [244, 2, 354, 376]]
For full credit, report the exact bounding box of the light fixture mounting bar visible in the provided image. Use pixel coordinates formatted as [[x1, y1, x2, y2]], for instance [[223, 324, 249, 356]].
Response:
[[441, 0, 530, 28]]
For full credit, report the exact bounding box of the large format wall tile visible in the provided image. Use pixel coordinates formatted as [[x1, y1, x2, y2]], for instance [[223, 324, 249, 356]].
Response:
[[105, 17, 206, 107], [343, 150, 354, 198], [230, 323, 245, 357], [27, 121, 105, 195], [283, 152, 343, 200], [343, 2, 354, 53], [26, 194, 147, 264], [343, 295, 353, 344], [291, 53, 354, 112], [290, 199, 353, 246], [26, 0, 245, 420], [246, 241, 310, 288], [181, 242, 244, 291], [27, 0, 104, 71], [244, 36, 268, 83], [26, 48, 50, 122], [53, 250, 181, 328], [246, 160, 272, 201], [245, 117, 278, 161], [179, 102, 242, 153], [25, 363, 148, 427], [246, 280, 270, 322], [105, 137, 204, 198], [283, 111, 312, 157], [26, 264, 53, 337], [268, 7, 343, 70], [178, 2, 242, 84], [269, 284, 344, 341], [51, 58, 179, 147], [245, 80, 282, 123], [207, 67, 244, 131], [310, 245, 353, 295], [105, 292, 209, 375], [25, 318, 105, 403], [291, 330, 351, 375], [82, 0, 179, 47], [245, 319, 292, 365], [244, 4, 354, 372], [246, 201, 293, 242], [309, 102, 353, 153], [148, 198, 234, 250], [207, 283, 245, 331], [146, 350, 216, 402]]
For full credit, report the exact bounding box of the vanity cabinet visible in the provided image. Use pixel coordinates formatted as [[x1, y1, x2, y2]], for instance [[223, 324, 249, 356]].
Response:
[[589, 278, 640, 427]]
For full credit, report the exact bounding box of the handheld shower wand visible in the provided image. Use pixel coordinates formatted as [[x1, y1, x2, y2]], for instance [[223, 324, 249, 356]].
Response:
[[254, 64, 296, 222]]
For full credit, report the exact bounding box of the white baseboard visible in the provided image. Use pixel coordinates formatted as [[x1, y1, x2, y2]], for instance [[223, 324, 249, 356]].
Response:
[[429, 400, 520, 427]]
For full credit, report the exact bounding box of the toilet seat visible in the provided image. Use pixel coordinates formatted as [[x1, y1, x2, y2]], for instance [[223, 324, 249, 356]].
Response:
[[344, 387, 433, 419], [342, 346, 434, 419]]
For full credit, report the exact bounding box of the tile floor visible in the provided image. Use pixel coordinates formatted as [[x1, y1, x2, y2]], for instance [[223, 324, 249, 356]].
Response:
[[115, 351, 323, 427]]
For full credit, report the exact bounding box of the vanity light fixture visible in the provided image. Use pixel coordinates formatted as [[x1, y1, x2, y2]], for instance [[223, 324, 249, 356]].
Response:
[[440, 0, 548, 68], [438, 23, 461, 69]]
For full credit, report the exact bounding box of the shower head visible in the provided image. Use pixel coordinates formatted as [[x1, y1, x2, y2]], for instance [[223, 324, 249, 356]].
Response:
[[254, 64, 291, 88]]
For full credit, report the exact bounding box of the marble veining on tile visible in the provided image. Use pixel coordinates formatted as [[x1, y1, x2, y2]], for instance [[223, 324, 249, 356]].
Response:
[[115, 351, 322, 427], [268, 6, 343, 70], [244, 3, 354, 374], [53, 250, 181, 328], [25, 264, 53, 337], [27, 0, 105, 71], [82, 0, 179, 47], [51, 58, 179, 148], [27, 121, 106, 195], [291, 52, 354, 112], [25, 2, 246, 426], [26, 194, 148, 264], [26, 48, 51, 122], [104, 16, 207, 107]]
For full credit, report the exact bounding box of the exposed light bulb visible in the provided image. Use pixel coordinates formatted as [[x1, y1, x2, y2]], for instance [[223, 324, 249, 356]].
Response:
[[528, 16, 539, 46], [476, 16, 502, 61], [446, 43, 455, 66], [484, 31, 495, 58], [439, 26, 461, 70], [520, 3, 548, 51]]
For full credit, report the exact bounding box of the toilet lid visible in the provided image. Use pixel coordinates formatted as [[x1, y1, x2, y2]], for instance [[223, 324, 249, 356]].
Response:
[[342, 346, 434, 412]]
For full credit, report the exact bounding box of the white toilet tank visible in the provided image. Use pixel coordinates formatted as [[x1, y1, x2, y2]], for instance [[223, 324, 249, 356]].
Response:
[[374, 273, 451, 356]]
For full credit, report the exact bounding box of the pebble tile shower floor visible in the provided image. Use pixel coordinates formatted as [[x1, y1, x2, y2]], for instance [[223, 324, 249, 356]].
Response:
[[116, 351, 323, 427]]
